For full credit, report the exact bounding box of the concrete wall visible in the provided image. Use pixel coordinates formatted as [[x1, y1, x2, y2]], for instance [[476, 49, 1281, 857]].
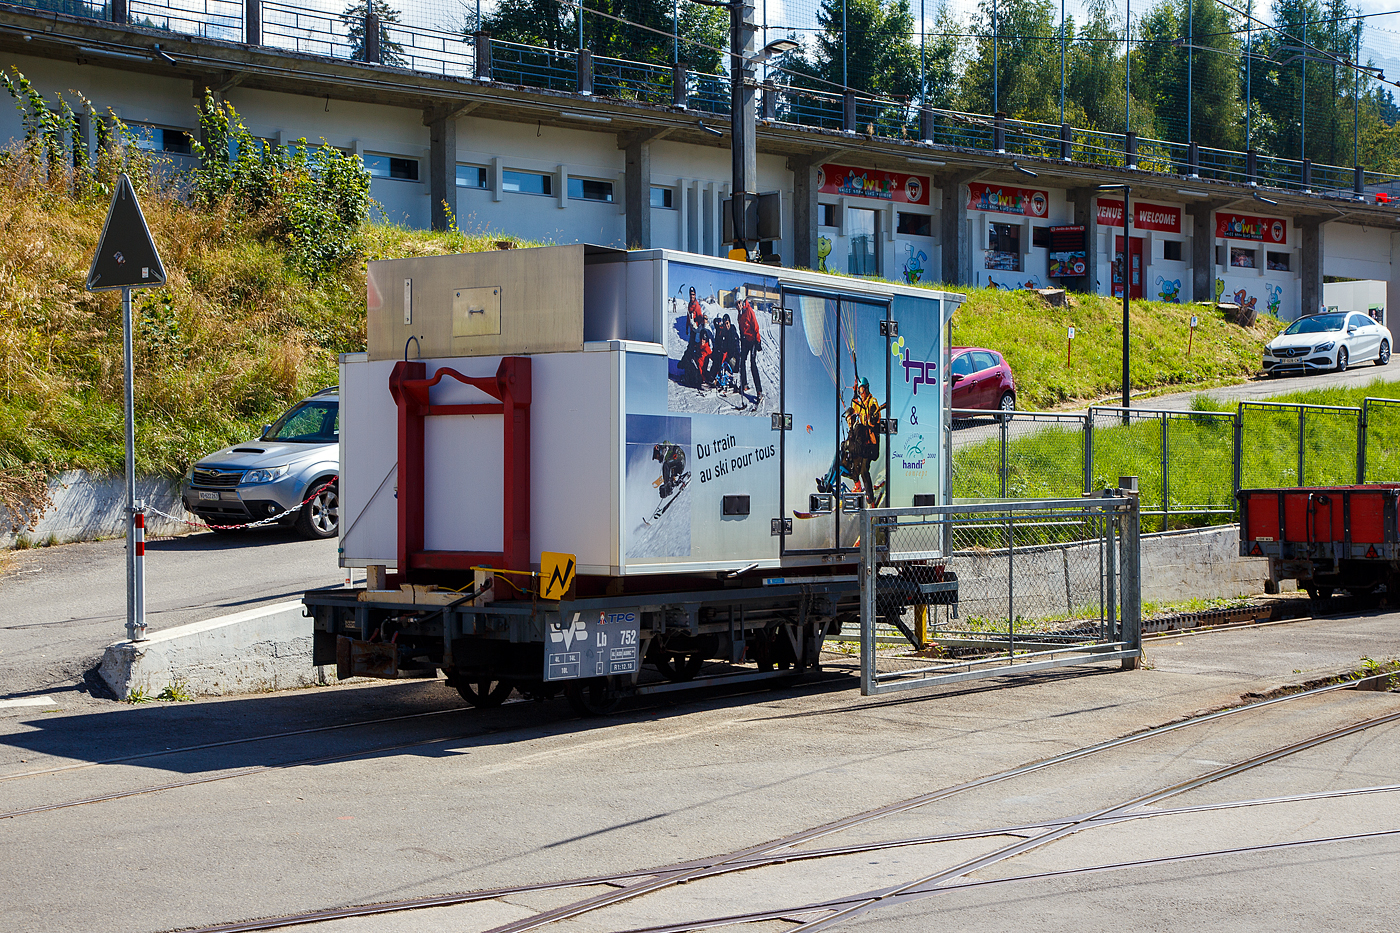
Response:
[[99, 600, 326, 698], [1, 470, 191, 548]]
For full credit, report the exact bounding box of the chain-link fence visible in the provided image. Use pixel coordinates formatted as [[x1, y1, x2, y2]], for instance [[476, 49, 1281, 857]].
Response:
[[952, 399, 1400, 531], [858, 497, 1141, 697]]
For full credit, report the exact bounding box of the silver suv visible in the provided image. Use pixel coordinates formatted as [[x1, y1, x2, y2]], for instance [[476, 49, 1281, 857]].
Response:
[[183, 388, 340, 539]]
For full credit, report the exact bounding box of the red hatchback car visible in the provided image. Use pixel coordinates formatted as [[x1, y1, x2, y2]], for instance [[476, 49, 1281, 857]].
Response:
[[950, 347, 1017, 415]]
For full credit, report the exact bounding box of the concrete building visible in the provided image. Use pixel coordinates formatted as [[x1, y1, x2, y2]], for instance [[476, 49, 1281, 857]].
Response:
[[0, 2, 1397, 322]]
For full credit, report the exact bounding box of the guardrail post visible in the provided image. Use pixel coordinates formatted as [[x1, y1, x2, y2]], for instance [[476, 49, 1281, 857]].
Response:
[[474, 32, 492, 80], [1059, 122, 1072, 161], [842, 92, 856, 133], [761, 81, 776, 120], [1354, 164, 1365, 199], [1187, 141, 1199, 178], [1358, 401, 1368, 483], [671, 63, 687, 108], [920, 106, 936, 143], [1302, 157, 1313, 193], [577, 48, 593, 95], [993, 111, 1006, 153], [244, 0, 261, 45], [111, 0, 127, 23], [1119, 487, 1142, 670], [1297, 407, 1306, 486], [1125, 130, 1137, 170], [1246, 147, 1258, 186], [365, 10, 381, 63], [1160, 412, 1169, 532], [999, 413, 1009, 498], [1232, 404, 1243, 496], [1083, 409, 1094, 494]]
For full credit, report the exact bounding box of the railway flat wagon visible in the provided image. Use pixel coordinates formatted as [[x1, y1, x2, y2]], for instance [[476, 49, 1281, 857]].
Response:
[[1239, 484, 1400, 604], [304, 245, 962, 712]]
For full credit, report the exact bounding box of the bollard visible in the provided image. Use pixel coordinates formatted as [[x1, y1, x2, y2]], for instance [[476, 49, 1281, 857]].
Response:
[[132, 500, 147, 641]]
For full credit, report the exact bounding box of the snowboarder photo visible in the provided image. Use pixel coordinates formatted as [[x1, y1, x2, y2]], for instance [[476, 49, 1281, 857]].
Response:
[[653, 440, 687, 499]]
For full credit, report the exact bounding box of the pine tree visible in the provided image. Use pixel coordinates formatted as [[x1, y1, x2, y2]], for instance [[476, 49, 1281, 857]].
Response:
[[340, 0, 407, 66]]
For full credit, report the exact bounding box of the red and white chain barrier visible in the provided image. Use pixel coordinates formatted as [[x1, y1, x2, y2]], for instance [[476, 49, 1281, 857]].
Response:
[[143, 479, 337, 532]]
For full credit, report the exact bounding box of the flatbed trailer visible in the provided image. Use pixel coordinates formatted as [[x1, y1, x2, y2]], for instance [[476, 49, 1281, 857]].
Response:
[[303, 245, 963, 713], [1238, 484, 1400, 604]]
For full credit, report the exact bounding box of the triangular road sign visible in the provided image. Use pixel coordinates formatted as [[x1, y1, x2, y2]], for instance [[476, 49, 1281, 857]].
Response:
[[86, 173, 166, 291]]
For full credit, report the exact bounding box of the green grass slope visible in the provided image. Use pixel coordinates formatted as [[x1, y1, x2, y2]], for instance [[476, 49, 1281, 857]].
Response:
[[949, 286, 1277, 409]]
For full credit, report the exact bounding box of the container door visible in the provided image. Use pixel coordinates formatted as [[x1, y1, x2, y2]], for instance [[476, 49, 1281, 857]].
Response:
[[885, 293, 943, 509], [781, 292, 841, 552], [836, 299, 892, 549]]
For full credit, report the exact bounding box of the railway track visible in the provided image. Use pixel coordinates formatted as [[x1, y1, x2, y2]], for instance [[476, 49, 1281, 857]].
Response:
[[142, 670, 1400, 933]]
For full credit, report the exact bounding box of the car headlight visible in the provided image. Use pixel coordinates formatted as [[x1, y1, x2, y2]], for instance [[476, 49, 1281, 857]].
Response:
[[242, 464, 291, 485], [1314, 341, 1336, 352], [1263, 347, 1275, 357]]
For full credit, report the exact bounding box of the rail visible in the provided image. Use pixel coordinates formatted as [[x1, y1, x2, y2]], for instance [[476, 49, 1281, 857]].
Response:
[[9, 0, 1398, 199]]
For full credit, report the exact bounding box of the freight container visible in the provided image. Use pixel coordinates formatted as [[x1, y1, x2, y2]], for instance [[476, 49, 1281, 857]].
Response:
[[306, 245, 963, 712]]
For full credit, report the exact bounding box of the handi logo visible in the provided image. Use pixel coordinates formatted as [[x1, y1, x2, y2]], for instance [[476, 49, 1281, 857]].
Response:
[[551, 612, 589, 650]]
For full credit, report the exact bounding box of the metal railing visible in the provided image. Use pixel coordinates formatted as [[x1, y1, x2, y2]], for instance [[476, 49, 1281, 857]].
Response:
[[858, 496, 1141, 696], [12, 0, 1400, 198], [952, 397, 1400, 532]]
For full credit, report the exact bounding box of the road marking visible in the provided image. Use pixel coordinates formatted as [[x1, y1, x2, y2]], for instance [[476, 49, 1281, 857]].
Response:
[[0, 697, 56, 709]]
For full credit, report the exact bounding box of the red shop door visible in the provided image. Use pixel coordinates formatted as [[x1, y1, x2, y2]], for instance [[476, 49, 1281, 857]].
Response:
[[1113, 235, 1144, 300]]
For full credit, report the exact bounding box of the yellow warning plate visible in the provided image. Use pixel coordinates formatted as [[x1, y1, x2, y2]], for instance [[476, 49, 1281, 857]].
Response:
[[539, 552, 576, 599]]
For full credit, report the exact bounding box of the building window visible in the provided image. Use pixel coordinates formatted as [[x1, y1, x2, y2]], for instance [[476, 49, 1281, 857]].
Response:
[[898, 212, 932, 237], [1267, 250, 1291, 271], [1031, 225, 1050, 248], [130, 124, 193, 155], [650, 186, 675, 209], [986, 223, 1021, 271], [818, 203, 838, 228], [848, 208, 879, 276], [365, 155, 420, 181], [568, 177, 614, 202], [1230, 246, 1256, 269], [456, 164, 487, 188], [503, 170, 551, 195], [1163, 240, 1183, 262]]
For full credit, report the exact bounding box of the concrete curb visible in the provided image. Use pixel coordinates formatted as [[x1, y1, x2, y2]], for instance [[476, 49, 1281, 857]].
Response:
[[99, 600, 330, 699]]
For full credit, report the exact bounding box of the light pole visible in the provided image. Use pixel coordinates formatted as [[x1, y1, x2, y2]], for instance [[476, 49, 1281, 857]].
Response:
[[1099, 182, 1132, 415], [695, 0, 794, 259]]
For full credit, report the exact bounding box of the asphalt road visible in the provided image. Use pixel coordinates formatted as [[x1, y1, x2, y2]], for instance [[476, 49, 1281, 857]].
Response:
[[0, 609, 1395, 933], [0, 528, 340, 701]]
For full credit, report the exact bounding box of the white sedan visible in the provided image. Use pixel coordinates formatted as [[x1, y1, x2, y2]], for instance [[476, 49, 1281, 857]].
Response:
[[1263, 311, 1392, 376]]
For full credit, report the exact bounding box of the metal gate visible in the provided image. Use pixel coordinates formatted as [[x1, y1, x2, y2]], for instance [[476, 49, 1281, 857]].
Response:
[[857, 496, 1142, 696]]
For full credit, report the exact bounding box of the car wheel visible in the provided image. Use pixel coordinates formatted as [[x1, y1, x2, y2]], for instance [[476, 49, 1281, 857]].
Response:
[[1377, 339, 1391, 366], [294, 478, 339, 539], [1335, 346, 1348, 373], [996, 392, 1015, 423]]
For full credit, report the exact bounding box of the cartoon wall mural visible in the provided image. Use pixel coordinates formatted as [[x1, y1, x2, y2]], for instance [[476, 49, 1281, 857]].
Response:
[[1215, 277, 1225, 303], [1231, 288, 1258, 313], [1265, 283, 1283, 317], [1155, 275, 1182, 303], [986, 274, 1044, 291], [817, 235, 832, 273], [902, 244, 929, 285]]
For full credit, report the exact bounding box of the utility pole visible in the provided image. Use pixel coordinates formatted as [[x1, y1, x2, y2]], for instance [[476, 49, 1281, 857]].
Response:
[[730, 0, 757, 258]]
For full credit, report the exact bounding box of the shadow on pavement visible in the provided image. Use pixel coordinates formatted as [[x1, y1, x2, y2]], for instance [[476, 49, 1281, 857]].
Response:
[[0, 672, 860, 775]]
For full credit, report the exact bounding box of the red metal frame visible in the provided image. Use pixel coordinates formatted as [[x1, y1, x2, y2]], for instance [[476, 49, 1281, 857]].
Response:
[[389, 358, 532, 582]]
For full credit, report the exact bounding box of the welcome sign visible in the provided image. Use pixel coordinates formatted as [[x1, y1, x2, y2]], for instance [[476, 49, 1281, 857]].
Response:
[[1096, 199, 1181, 233]]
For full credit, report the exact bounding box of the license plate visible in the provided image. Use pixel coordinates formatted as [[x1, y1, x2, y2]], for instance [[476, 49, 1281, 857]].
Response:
[[198, 491, 219, 501]]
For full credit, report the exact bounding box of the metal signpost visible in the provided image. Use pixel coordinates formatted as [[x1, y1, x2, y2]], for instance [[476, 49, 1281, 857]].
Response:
[[86, 174, 167, 642]]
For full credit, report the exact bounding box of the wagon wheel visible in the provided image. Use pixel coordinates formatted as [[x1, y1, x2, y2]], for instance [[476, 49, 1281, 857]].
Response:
[[1305, 586, 1334, 609], [656, 652, 707, 682], [564, 677, 623, 716], [453, 679, 513, 708]]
